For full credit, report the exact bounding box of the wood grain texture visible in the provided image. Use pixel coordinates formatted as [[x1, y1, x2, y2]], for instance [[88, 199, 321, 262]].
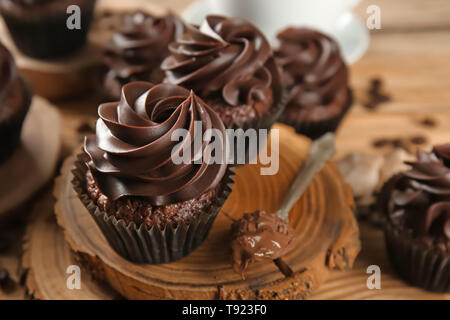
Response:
[[349, 31, 450, 115], [312, 224, 450, 300], [354, 0, 450, 31], [51, 125, 359, 300], [335, 112, 450, 158], [22, 191, 119, 300], [5, 0, 450, 301]]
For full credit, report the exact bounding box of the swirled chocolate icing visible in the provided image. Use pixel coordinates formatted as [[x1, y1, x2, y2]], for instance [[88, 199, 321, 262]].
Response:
[[275, 28, 349, 121], [84, 82, 228, 206], [381, 146, 450, 253], [231, 211, 295, 278], [161, 15, 282, 125], [103, 12, 184, 99]]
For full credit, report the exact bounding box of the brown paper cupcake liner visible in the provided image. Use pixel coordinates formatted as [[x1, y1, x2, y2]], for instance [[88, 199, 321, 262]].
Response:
[[227, 87, 288, 165], [0, 0, 96, 59], [384, 223, 450, 292], [72, 153, 235, 264], [280, 87, 353, 141]]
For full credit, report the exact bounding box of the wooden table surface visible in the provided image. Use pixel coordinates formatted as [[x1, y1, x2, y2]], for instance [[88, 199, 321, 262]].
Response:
[[1, 0, 450, 300]]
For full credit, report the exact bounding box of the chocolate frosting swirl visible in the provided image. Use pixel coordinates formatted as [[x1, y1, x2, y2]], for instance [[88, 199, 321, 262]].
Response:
[[161, 15, 281, 112], [433, 143, 450, 167], [231, 211, 295, 278], [275, 28, 348, 120], [104, 12, 184, 97], [84, 82, 228, 206], [382, 147, 450, 252]]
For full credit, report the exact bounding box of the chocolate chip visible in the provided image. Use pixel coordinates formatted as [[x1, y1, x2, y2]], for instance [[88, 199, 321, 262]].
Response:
[[363, 77, 391, 111], [372, 138, 391, 148], [77, 122, 95, 134], [391, 138, 403, 148], [420, 118, 437, 128], [370, 78, 382, 91], [410, 136, 427, 145]]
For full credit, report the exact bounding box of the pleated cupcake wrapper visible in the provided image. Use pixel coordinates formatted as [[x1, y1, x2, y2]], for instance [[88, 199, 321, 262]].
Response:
[[1, 0, 96, 59], [227, 87, 288, 165], [384, 223, 450, 292], [72, 153, 235, 264], [280, 87, 353, 141]]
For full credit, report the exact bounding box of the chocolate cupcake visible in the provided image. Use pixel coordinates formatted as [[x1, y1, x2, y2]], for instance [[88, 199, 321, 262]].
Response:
[[161, 15, 285, 130], [103, 12, 184, 99], [275, 28, 353, 140], [72, 81, 234, 264], [379, 145, 450, 292], [0, 0, 96, 59], [0, 41, 31, 164]]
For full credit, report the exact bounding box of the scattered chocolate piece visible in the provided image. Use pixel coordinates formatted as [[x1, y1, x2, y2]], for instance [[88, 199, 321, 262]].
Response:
[[419, 117, 437, 128], [372, 138, 391, 148], [77, 122, 95, 135], [372, 136, 428, 153], [363, 77, 391, 111], [370, 78, 382, 92], [410, 136, 427, 145]]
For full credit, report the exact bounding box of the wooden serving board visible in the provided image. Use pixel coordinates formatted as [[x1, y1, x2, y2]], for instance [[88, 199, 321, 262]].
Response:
[[47, 125, 359, 300], [22, 121, 450, 300], [23, 193, 449, 300]]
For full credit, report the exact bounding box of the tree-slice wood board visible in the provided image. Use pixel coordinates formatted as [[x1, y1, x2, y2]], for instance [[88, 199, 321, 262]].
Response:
[[48, 125, 360, 300], [0, 96, 60, 219], [24, 198, 450, 300], [22, 190, 120, 300], [23, 121, 450, 300], [0, 0, 167, 99]]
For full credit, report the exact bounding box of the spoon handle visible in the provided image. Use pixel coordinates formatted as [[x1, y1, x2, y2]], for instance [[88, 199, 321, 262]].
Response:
[[276, 133, 336, 221]]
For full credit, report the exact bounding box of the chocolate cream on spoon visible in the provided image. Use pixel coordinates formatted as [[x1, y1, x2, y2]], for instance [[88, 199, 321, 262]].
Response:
[[231, 133, 336, 278]]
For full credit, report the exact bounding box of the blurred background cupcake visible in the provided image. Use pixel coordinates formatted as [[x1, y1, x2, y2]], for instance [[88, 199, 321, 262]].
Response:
[[0, 41, 31, 164], [162, 15, 285, 131], [102, 11, 184, 99], [0, 0, 97, 59], [378, 145, 450, 292], [275, 27, 353, 140]]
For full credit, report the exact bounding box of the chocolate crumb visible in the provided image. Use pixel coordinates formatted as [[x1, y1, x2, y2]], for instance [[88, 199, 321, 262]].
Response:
[[410, 136, 427, 145], [363, 77, 391, 111], [372, 138, 391, 148], [77, 122, 95, 135], [391, 138, 403, 148], [372, 136, 425, 153], [419, 118, 437, 128]]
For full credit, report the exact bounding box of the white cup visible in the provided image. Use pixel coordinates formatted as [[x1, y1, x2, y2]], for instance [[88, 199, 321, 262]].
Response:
[[208, 0, 361, 40]]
